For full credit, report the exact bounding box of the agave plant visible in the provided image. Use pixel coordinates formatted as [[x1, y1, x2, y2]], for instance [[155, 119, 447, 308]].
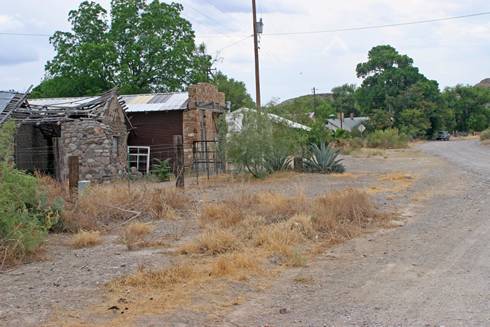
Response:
[[304, 143, 345, 174]]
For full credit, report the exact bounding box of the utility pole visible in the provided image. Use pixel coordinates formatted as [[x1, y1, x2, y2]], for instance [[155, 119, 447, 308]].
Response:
[[312, 87, 317, 110], [252, 0, 262, 110]]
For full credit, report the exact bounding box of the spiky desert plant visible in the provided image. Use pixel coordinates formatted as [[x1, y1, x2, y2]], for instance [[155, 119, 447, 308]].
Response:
[[304, 143, 345, 174]]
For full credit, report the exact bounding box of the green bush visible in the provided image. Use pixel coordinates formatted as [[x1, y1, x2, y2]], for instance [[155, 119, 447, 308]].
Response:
[[227, 111, 301, 178], [481, 128, 490, 141], [303, 143, 345, 174], [152, 159, 172, 182], [366, 129, 409, 149], [0, 121, 62, 267], [0, 165, 62, 266]]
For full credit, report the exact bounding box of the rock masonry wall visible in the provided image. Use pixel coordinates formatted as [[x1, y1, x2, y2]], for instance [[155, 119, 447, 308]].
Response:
[[60, 97, 128, 182], [182, 83, 225, 167]]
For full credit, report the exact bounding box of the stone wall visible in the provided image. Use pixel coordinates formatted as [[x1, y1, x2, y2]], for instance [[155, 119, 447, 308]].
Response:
[[60, 96, 128, 182], [60, 119, 127, 182], [183, 83, 225, 167]]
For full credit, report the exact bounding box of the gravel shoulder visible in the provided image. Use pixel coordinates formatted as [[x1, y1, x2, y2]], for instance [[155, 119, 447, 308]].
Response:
[[220, 141, 490, 327]]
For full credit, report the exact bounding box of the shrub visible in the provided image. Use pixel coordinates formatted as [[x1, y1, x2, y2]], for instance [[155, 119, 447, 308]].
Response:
[[227, 110, 303, 178], [0, 122, 63, 268], [480, 128, 490, 141], [152, 159, 172, 182], [366, 129, 408, 149], [72, 230, 102, 248], [303, 143, 345, 174]]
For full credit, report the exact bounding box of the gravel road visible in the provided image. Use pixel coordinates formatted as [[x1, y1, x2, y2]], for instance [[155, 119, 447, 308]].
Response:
[[221, 141, 490, 327]]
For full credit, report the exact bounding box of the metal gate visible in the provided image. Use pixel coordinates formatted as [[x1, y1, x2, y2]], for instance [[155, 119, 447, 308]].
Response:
[[192, 140, 225, 179]]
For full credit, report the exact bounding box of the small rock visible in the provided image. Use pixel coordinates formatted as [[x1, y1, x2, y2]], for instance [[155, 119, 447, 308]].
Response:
[[279, 308, 289, 314]]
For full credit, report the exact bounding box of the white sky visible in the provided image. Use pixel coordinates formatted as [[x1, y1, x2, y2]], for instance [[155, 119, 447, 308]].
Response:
[[1, 0, 489, 102]]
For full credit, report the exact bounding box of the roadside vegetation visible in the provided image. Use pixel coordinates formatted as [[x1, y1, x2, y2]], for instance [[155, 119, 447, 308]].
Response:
[[0, 121, 64, 269], [106, 188, 389, 323], [481, 128, 490, 144]]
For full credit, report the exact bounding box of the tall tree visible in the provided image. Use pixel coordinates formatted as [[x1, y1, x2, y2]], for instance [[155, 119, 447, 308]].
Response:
[[211, 71, 255, 111], [356, 45, 447, 137], [331, 84, 359, 116], [442, 85, 490, 132], [32, 0, 212, 97]]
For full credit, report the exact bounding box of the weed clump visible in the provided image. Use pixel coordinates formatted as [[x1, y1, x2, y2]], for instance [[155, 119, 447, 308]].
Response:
[[121, 223, 153, 250], [480, 128, 490, 142], [71, 230, 102, 249], [366, 129, 408, 149]]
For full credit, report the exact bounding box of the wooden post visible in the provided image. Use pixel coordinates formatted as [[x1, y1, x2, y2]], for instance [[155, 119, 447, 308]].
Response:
[[294, 157, 303, 172], [68, 156, 79, 199], [173, 135, 184, 188]]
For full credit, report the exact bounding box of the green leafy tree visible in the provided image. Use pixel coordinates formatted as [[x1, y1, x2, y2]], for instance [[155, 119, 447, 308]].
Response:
[[356, 45, 446, 137], [211, 71, 255, 111], [33, 0, 212, 97], [398, 109, 431, 138], [442, 85, 490, 132], [331, 84, 359, 116]]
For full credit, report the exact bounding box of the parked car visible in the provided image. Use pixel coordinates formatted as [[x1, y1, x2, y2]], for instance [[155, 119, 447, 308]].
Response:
[[436, 131, 451, 141]]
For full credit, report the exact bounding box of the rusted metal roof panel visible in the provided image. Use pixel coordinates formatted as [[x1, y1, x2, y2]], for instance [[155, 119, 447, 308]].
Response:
[[30, 92, 189, 112]]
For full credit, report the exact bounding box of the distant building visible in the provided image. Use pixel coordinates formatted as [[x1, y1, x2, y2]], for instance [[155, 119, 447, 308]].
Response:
[[326, 114, 369, 133], [226, 108, 312, 133]]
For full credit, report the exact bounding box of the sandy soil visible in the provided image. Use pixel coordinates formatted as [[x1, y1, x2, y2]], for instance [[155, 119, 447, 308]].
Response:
[[2, 143, 487, 326]]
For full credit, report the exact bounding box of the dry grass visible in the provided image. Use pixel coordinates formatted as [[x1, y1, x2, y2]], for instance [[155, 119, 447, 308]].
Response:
[[111, 263, 196, 290], [180, 229, 238, 255], [211, 252, 261, 277], [311, 189, 383, 238], [60, 181, 191, 231], [65, 188, 389, 325], [71, 231, 102, 249], [121, 223, 153, 250]]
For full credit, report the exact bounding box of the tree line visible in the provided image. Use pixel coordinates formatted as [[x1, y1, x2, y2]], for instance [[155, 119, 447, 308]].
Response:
[[270, 45, 490, 137]]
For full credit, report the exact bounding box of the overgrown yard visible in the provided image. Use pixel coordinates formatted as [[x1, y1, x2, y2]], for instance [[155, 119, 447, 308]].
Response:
[[0, 147, 444, 327]]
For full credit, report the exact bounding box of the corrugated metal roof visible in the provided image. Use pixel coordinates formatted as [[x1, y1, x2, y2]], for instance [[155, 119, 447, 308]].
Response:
[[29, 92, 189, 112], [227, 108, 312, 132], [0, 91, 16, 113], [327, 117, 369, 132]]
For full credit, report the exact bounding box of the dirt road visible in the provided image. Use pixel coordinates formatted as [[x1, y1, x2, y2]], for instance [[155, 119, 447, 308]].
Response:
[[221, 141, 490, 327]]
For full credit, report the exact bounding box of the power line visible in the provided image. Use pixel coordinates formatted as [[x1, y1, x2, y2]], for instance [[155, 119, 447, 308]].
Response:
[[216, 35, 253, 52], [264, 11, 490, 36], [0, 32, 51, 37]]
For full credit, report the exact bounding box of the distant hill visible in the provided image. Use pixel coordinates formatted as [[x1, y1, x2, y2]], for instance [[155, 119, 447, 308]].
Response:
[[476, 79, 490, 88], [279, 93, 332, 106]]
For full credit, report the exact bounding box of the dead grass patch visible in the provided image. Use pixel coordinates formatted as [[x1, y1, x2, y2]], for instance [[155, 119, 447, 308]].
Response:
[[65, 188, 390, 325], [111, 263, 196, 290], [71, 231, 102, 249], [180, 229, 238, 255], [211, 252, 261, 277], [61, 182, 191, 231], [121, 223, 153, 250]]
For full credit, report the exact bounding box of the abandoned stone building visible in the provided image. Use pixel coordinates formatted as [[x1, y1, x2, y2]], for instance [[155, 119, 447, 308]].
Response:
[[25, 83, 226, 175], [12, 90, 129, 182]]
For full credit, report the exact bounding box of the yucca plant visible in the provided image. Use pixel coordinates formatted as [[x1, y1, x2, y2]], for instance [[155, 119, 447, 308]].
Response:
[[304, 143, 345, 174]]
